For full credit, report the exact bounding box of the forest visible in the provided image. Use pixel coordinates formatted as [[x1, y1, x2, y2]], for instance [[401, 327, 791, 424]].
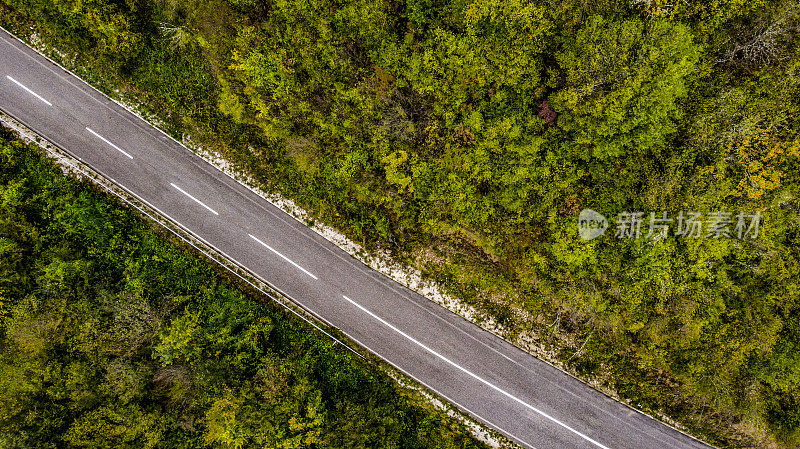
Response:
[[0, 0, 799, 447], [0, 127, 487, 447]]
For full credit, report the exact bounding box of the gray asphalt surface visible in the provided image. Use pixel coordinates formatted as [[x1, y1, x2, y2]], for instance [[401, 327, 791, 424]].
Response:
[[0, 27, 714, 449]]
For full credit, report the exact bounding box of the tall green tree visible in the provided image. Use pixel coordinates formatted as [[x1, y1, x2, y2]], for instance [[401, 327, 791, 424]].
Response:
[[551, 15, 701, 160]]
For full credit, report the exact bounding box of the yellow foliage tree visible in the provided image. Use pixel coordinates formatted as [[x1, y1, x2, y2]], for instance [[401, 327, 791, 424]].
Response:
[[727, 127, 800, 199]]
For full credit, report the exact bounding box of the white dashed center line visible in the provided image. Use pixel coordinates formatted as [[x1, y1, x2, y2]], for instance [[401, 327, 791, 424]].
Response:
[[170, 183, 219, 216], [85, 127, 133, 159], [249, 233, 318, 280], [342, 294, 613, 449], [6, 75, 52, 106]]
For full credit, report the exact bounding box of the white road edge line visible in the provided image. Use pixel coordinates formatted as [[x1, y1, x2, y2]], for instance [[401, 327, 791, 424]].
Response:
[[6, 75, 52, 106], [170, 183, 219, 216], [342, 294, 613, 449], [249, 234, 319, 280], [85, 127, 133, 159]]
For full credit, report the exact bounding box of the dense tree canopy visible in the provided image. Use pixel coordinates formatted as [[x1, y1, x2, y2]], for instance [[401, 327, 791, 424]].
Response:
[[551, 15, 701, 160]]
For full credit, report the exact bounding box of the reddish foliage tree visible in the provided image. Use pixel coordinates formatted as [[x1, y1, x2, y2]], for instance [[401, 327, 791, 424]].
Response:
[[538, 100, 557, 125]]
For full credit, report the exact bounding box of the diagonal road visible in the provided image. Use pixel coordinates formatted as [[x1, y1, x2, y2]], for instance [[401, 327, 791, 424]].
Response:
[[0, 26, 713, 449]]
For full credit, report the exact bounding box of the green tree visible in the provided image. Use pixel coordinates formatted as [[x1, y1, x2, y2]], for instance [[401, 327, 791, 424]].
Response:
[[551, 15, 701, 160]]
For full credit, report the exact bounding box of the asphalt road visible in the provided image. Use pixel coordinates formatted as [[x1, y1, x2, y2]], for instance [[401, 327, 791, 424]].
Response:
[[0, 27, 713, 449]]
